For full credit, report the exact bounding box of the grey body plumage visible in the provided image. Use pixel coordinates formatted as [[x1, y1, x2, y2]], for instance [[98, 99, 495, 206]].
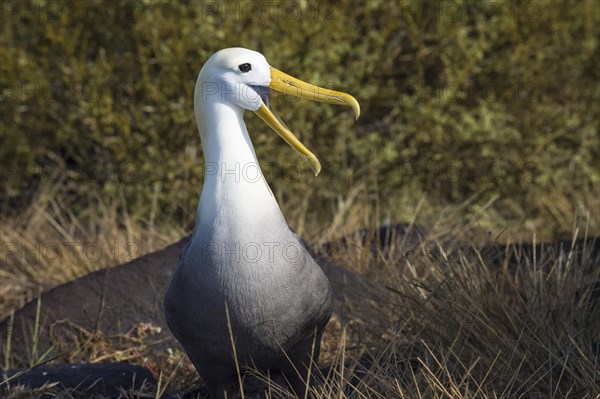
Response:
[[164, 222, 333, 397]]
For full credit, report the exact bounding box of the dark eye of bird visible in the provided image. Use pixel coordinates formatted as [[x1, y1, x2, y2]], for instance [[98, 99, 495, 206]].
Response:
[[239, 63, 252, 73]]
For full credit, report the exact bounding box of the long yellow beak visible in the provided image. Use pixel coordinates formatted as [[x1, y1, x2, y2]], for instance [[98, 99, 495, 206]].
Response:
[[254, 67, 360, 176]]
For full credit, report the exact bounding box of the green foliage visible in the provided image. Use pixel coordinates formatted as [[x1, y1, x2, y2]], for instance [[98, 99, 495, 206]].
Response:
[[1, 0, 598, 236]]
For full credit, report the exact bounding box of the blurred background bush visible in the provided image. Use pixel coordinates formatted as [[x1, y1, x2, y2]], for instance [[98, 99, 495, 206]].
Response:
[[1, 0, 598, 238]]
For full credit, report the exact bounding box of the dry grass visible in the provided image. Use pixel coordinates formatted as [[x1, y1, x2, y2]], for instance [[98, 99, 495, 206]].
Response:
[[1, 186, 599, 398], [0, 182, 186, 321]]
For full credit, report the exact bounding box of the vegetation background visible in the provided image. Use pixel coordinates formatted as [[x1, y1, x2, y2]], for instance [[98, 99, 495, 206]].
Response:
[[1, 1, 599, 398], [2, 0, 598, 235]]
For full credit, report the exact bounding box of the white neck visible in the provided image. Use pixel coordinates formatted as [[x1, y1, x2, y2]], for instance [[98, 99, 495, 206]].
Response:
[[194, 100, 285, 230]]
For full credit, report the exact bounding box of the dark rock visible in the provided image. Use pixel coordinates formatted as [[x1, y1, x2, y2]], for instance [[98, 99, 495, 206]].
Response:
[[0, 232, 401, 369], [0, 237, 190, 367], [318, 223, 430, 259], [1, 363, 156, 398]]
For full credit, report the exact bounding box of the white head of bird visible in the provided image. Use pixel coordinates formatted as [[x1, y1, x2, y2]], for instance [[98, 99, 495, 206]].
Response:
[[193, 47, 359, 176]]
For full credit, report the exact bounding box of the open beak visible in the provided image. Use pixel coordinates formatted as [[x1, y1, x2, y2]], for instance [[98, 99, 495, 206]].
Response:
[[254, 67, 360, 176]]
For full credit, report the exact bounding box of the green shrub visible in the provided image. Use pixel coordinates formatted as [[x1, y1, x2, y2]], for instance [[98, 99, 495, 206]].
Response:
[[1, 0, 598, 236]]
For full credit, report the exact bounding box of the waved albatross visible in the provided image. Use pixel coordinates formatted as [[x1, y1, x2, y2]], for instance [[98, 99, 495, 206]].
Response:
[[163, 48, 360, 398]]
